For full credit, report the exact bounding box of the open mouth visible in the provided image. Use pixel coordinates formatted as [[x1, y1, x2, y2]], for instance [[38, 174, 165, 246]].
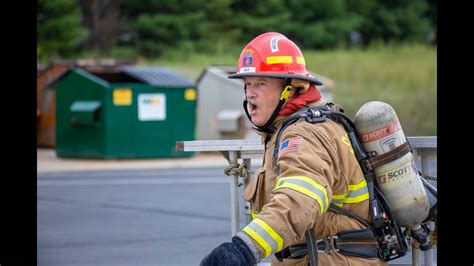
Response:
[[248, 101, 259, 115]]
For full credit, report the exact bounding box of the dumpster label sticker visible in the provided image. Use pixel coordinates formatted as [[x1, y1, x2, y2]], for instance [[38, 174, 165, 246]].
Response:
[[113, 88, 132, 106], [138, 94, 166, 121], [184, 88, 196, 101]]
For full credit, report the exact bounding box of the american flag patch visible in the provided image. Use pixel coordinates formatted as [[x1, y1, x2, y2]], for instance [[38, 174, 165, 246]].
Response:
[[278, 136, 302, 157]]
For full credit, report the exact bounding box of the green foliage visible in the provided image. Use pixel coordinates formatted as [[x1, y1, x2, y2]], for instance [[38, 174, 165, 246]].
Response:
[[127, 0, 434, 56], [354, 1, 433, 45], [121, 0, 238, 57], [38, 0, 436, 60], [284, 0, 357, 49], [231, 0, 292, 42], [37, 0, 87, 61], [132, 12, 206, 56]]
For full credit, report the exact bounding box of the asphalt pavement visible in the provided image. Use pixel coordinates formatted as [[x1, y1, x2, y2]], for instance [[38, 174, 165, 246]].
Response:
[[38, 167, 242, 266]]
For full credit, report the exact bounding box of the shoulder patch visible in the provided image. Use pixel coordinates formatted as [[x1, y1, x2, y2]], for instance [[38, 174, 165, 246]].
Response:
[[278, 136, 302, 158]]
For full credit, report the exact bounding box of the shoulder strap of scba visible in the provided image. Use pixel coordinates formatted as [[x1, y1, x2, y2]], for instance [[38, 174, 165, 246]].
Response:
[[272, 104, 410, 262]]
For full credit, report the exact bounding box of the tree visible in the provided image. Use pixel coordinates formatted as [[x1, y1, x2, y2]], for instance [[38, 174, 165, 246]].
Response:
[[230, 0, 362, 49], [37, 0, 87, 60], [348, 0, 433, 46], [87, 0, 437, 56], [78, 0, 125, 52], [231, 0, 292, 44], [120, 0, 237, 57], [285, 0, 362, 49]]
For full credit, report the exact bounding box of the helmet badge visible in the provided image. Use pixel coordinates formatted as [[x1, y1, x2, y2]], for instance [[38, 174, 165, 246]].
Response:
[[270, 36, 284, 52], [243, 50, 253, 67]]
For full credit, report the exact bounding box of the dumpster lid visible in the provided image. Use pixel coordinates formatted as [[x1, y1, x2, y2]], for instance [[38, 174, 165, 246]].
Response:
[[70, 101, 101, 112], [121, 66, 195, 88]]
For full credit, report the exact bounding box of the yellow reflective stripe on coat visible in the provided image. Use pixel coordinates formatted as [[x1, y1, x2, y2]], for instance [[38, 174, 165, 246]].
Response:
[[250, 210, 258, 220], [345, 179, 369, 203], [332, 179, 369, 206], [242, 218, 283, 257], [332, 194, 345, 207], [273, 176, 329, 214]]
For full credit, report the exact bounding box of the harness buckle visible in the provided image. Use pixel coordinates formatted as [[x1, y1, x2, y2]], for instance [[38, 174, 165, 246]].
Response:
[[363, 159, 373, 172], [317, 236, 339, 253], [310, 109, 322, 118], [305, 109, 327, 123]]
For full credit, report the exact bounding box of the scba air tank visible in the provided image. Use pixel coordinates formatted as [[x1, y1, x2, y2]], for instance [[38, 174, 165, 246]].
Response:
[[354, 101, 430, 227]]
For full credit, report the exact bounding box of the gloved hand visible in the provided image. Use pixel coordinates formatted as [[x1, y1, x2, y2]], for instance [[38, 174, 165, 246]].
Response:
[[200, 236, 256, 266]]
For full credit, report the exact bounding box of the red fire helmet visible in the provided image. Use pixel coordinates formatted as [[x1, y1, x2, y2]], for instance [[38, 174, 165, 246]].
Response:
[[228, 32, 323, 85]]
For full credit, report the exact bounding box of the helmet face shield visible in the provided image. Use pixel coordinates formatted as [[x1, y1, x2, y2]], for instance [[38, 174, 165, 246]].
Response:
[[228, 32, 323, 86]]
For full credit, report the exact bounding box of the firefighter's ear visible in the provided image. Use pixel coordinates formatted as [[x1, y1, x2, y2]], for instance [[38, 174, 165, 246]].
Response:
[[291, 79, 310, 94]]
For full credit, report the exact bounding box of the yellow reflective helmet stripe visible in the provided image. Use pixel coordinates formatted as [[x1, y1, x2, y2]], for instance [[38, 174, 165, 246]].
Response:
[[296, 56, 305, 65], [273, 176, 329, 214], [242, 218, 283, 257], [265, 56, 305, 65], [266, 56, 293, 64], [332, 179, 369, 206]]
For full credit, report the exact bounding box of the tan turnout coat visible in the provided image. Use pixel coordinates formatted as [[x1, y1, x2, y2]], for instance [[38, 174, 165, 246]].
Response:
[[242, 101, 387, 265]]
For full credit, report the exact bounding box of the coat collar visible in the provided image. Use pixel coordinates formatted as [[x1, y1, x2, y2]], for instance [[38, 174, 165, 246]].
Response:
[[251, 100, 327, 143]]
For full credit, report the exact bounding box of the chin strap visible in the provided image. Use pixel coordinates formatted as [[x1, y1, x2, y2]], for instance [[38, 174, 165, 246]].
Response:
[[242, 78, 293, 133]]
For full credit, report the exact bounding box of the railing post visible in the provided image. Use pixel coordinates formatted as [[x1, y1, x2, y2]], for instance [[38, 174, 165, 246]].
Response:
[[420, 153, 431, 176], [413, 143, 436, 266], [243, 158, 252, 225], [229, 151, 240, 236], [412, 246, 420, 266], [424, 247, 434, 266]]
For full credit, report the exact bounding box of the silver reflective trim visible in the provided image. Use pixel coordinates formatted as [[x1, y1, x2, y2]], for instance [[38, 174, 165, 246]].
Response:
[[278, 179, 328, 210], [346, 185, 368, 199], [247, 220, 278, 254], [236, 232, 262, 263]]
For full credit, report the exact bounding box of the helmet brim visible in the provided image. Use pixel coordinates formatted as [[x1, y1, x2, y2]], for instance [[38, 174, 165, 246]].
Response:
[[228, 73, 323, 86]]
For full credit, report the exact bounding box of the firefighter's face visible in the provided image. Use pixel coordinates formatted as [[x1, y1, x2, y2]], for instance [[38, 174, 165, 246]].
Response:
[[244, 77, 284, 126]]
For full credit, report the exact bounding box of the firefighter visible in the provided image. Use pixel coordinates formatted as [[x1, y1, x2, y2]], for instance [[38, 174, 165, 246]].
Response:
[[200, 32, 387, 265]]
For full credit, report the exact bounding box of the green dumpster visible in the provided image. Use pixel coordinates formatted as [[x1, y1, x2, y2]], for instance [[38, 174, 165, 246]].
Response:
[[55, 66, 197, 158]]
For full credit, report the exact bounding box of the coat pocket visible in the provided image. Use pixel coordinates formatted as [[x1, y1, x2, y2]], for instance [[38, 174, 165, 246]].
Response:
[[244, 168, 266, 212]]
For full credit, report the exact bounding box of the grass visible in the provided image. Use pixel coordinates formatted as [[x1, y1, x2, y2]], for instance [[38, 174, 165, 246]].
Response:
[[142, 43, 436, 136], [304, 43, 437, 136]]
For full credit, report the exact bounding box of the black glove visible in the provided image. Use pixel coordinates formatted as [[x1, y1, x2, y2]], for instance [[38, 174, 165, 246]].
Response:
[[200, 236, 256, 266]]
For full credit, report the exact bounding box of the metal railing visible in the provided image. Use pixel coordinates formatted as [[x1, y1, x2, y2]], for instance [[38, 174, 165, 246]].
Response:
[[177, 136, 437, 265]]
